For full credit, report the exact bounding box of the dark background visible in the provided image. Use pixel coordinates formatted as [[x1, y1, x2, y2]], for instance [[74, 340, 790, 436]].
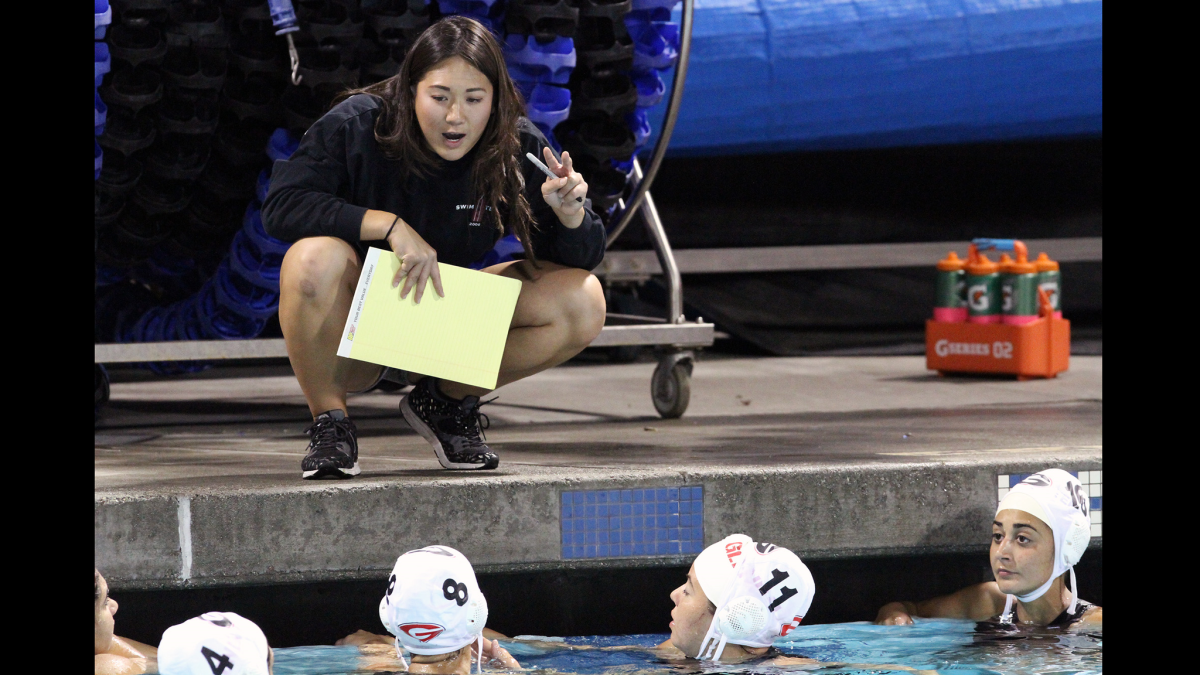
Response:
[[604, 137, 1102, 356], [111, 549, 1102, 648]]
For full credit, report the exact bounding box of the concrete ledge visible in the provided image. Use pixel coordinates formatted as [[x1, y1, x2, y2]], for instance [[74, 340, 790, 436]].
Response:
[[98, 449, 1101, 591]]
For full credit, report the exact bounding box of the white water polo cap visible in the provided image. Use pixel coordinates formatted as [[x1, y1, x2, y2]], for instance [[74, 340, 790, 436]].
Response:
[[158, 612, 270, 675], [378, 545, 489, 662], [693, 534, 815, 661], [996, 469, 1091, 610]]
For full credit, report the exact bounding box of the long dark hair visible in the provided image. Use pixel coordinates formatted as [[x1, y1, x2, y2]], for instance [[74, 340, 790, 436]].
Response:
[[336, 16, 535, 257]]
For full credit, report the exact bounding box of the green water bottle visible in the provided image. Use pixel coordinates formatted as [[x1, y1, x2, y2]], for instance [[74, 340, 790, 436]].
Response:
[[1035, 252, 1062, 318], [1001, 252, 1039, 325], [965, 253, 1000, 324], [934, 251, 967, 322]]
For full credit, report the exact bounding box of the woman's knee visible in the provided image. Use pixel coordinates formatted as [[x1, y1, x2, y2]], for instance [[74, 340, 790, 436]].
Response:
[[281, 237, 358, 300], [565, 272, 606, 346]]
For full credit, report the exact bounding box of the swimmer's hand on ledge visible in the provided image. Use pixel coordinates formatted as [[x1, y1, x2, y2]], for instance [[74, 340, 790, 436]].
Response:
[[474, 637, 522, 669]]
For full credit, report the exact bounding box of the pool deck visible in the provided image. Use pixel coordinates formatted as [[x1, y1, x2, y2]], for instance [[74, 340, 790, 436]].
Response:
[[96, 354, 1102, 592]]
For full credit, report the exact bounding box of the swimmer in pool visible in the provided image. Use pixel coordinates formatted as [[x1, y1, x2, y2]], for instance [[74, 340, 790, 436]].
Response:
[[648, 534, 935, 673], [96, 568, 158, 675], [874, 468, 1101, 628], [369, 545, 520, 673], [655, 534, 816, 664], [158, 611, 274, 675]]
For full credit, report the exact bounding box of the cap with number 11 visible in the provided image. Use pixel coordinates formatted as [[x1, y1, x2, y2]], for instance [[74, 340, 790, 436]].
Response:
[[379, 545, 489, 656]]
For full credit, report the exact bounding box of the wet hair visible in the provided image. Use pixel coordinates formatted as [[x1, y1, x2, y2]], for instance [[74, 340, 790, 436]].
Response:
[[335, 16, 537, 260]]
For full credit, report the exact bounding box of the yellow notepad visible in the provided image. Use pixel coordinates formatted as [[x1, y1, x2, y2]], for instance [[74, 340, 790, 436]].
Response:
[[337, 247, 522, 389]]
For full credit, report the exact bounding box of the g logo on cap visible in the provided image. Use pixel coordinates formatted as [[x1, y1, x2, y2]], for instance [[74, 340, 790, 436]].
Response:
[[399, 623, 446, 643]]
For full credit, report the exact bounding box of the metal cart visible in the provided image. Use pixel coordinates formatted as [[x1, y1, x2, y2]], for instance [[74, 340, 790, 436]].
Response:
[[94, 0, 713, 419]]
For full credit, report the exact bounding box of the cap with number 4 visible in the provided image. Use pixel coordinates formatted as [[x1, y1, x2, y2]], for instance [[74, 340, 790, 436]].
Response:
[[158, 611, 270, 675], [693, 534, 815, 660], [378, 545, 489, 656]]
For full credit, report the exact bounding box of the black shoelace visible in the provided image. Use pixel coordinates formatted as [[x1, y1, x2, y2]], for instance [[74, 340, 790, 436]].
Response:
[[305, 416, 354, 454], [449, 397, 497, 453]]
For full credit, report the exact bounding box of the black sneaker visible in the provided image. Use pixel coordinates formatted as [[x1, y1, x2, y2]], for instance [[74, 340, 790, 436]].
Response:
[[301, 409, 360, 479], [400, 378, 499, 470]]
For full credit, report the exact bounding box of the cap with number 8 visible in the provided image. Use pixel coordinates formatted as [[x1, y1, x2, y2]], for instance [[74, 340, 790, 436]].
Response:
[[158, 611, 271, 675], [379, 545, 489, 657]]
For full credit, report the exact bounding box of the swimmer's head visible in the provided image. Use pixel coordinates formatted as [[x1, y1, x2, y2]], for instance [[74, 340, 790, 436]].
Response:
[[95, 569, 117, 654], [670, 534, 815, 662], [379, 545, 489, 674], [993, 469, 1091, 609], [158, 611, 274, 675]]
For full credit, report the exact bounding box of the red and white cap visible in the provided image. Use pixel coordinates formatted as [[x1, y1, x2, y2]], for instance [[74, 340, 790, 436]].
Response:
[[378, 545, 489, 668], [693, 534, 815, 661], [158, 612, 270, 675]]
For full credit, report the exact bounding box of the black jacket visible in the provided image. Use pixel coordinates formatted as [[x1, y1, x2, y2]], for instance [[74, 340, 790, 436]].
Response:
[[261, 94, 607, 270]]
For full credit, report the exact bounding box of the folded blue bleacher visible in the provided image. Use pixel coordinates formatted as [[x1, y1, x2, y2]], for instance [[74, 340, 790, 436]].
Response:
[[641, 0, 1103, 155]]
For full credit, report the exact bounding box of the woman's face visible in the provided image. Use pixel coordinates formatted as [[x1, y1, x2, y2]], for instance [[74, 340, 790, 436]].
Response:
[[413, 56, 494, 162], [991, 509, 1056, 596], [668, 564, 715, 658], [95, 572, 118, 654]]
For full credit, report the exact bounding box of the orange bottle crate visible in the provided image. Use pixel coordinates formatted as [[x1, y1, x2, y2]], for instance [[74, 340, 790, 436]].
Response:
[[926, 290, 1070, 379]]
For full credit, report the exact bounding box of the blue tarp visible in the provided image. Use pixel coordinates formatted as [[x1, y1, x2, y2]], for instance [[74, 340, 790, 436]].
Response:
[[643, 0, 1102, 154]]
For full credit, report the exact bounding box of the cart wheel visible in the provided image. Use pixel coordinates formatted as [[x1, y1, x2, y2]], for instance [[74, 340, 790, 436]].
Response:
[[652, 358, 692, 419], [95, 363, 110, 407]]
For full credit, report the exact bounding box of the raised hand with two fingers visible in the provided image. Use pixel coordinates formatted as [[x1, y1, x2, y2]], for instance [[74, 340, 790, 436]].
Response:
[[538, 146, 588, 227]]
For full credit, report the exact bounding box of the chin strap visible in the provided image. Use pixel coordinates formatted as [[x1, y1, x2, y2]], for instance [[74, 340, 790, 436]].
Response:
[[1015, 572, 1057, 604], [999, 594, 1015, 624], [697, 556, 755, 663], [1003, 566, 1078, 623], [1067, 567, 1078, 614], [477, 633, 484, 674], [697, 632, 728, 662], [394, 638, 408, 670]]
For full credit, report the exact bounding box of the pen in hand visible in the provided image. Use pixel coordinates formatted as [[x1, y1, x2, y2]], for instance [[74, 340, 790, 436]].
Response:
[[526, 152, 584, 202]]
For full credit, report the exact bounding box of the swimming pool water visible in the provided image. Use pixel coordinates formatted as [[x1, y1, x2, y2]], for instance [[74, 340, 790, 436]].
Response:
[[272, 620, 1101, 675]]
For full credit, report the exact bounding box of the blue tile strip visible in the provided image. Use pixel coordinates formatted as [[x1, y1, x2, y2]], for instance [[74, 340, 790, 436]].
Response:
[[560, 486, 704, 559]]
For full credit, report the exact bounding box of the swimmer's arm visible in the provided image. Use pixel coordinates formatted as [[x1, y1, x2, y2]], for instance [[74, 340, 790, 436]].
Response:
[[111, 635, 158, 659], [1073, 604, 1102, 627], [875, 582, 1006, 624], [337, 629, 394, 646], [95, 653, 148, 675]]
